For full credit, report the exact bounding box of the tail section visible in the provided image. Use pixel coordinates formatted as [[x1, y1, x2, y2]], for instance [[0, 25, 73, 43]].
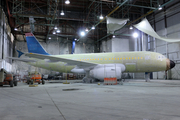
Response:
[[25, 33, 50, 55]]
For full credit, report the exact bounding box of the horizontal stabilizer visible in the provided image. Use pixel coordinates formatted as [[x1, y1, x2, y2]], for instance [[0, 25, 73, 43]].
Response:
[[17, 50, 24, 58]]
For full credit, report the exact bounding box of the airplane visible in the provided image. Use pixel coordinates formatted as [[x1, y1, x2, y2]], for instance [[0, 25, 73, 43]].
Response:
[[9, 33, 175, 82]]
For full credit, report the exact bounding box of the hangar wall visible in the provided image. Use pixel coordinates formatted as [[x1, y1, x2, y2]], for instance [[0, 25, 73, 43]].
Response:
[[148, 0, 180, 80], [0, 6, 13, 72]]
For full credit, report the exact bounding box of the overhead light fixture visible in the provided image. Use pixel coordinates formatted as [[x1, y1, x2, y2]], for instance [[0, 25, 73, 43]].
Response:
[[54, 26, 57, 29], [85, 28, 88, 32], [49, 37, 51, 39], [56, 29, 60, 33], [113, 35, 115, 38], [92, 26, 95, 30], [53, 31, 56, 34], [158, 5, 162, 10], [75, 38, 77, 41], [99, 15, 104, 19], [129, 26, 133, 30], [133, 32, 138, 38], [60, 10, 64, 15], [65, 0, 70, 4], [14, 27, 17, 31], [80, 31, 85, 36]]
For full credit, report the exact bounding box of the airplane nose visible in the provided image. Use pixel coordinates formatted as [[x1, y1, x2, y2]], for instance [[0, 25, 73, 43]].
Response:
[[170, 60, 175, 69]]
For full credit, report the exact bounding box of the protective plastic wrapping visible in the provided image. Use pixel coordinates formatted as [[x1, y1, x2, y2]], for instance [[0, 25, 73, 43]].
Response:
[[106, 17, 129, 34], [134, 18, 180, 42]]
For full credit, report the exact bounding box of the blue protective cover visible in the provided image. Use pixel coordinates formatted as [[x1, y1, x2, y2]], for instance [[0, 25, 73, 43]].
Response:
[[71, 40, 76, 54], [26, 35, 50, 55]]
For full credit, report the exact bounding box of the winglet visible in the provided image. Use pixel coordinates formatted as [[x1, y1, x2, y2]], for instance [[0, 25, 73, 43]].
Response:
[[17, 50, 24, 58]]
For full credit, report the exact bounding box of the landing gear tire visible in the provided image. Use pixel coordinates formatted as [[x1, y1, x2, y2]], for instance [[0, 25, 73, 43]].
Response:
[[14, 81, 17, 86], [10, 81, 13, 87], [42, 80, 45, 85]]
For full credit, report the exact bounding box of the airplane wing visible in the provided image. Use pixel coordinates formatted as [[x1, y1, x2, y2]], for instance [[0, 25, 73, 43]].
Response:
[[25, 53, 98, 68], [7, 57, 36, 62]]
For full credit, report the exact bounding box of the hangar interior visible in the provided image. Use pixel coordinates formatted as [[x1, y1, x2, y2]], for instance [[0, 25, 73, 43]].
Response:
[[1, 0, 180, 80]]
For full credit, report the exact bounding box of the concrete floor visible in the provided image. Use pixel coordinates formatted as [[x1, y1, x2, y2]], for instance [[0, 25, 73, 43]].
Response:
[[0, 80, 180, 120]]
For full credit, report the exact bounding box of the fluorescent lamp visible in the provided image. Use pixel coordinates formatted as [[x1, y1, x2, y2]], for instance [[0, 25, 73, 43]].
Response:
[[133, 32, 138, 38], [65, 0, 70, 4], [80, 31, 85, 36], [49, 37, 51, 39], [54, 26, 57, 29], [85, 28, 88, 32], [99, 15, 104, 19], [158, 5, 162, 10], [57, 29, 60, 33], [158, 7, 162, 10], [53, 31, 56, 34], [113, 35, 115, 38], [60, 10, 64, 15], [129, 26, 133, 30], [92, 26, 95, 30]]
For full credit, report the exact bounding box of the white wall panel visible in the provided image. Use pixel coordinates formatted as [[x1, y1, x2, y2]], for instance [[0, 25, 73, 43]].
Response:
[[112, 38, 129, 52]]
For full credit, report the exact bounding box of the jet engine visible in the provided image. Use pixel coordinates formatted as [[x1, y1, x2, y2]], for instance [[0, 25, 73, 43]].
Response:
[[89, 64, 125, 81]]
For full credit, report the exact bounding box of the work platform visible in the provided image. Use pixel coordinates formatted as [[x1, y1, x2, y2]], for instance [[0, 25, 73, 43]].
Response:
[[0, 80, 180, 120]]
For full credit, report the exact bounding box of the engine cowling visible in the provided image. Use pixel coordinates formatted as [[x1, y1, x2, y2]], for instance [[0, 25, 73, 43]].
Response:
[[89, 64, 125, 81]]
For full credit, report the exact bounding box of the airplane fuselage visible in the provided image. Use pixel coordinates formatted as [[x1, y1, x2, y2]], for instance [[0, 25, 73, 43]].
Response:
[[28, 51, 169, 73]]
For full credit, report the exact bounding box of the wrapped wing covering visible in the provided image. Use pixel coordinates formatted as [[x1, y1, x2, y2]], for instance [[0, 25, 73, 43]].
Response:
[[107, 17, 129, 34], [134, 18, 180, 42]]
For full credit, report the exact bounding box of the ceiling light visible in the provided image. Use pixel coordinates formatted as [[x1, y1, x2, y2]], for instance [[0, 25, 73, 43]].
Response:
[[65, 0, 70, 4], [53, 31, 56, 34], [80, 31, 85, 36], [129, 26, 133, 30], [54, 26, 57, 29], [56, 29, 60, 33], [158, 5, 162, 10], [99, 15, 104, 19], [85, 28, 88, 32], [92, 26, 95, 30], [60, 10, 64, 15], [113, 35, 115, 38], [133, 32, 138, 38], [49, 37, 51, 39], [14, 27, 17, 31], [75, 38, 77, 41]]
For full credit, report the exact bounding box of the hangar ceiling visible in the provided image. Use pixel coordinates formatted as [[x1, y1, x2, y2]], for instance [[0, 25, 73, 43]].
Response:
[[3, 0, 176, 42]]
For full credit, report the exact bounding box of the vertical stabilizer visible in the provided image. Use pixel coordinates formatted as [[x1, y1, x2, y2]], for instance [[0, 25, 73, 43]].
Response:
[[25, 33, 50, 55]]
